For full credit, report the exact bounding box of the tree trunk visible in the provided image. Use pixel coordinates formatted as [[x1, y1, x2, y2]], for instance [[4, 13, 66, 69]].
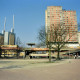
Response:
[[49, 48, 51, 62], [57, 50, 60, 60], [17, 51, 19, 59], [57, 43, 60, 60]]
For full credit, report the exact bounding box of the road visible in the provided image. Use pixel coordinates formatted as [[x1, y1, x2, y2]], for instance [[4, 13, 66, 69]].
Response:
[[0, 59, 80, 80]]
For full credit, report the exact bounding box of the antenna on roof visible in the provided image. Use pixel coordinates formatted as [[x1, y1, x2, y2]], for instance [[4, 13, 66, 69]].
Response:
[[4, 17, 6, 33]]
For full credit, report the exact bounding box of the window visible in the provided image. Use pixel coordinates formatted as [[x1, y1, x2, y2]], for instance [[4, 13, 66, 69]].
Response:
[[47, 16, 50, 18]]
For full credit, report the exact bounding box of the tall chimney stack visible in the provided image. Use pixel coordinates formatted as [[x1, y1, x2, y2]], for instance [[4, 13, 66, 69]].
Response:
[[13, 14, 14, 33], [4, 17, 6, 34]]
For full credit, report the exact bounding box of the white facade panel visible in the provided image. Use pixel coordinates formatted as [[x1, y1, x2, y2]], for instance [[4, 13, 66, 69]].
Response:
[[4, 32, 9, 45]]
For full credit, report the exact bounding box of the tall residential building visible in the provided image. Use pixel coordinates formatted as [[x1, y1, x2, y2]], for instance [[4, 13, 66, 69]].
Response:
[[45, 6, 78, 43]]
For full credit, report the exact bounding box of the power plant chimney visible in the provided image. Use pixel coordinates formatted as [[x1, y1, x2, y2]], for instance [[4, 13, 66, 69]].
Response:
[[13, 14, 14, 33], [4, 17, 6, 34], [11, 28, 13, 33]]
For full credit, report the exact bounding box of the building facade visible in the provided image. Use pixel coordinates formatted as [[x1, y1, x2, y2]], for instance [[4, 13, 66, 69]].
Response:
[[4, 32, 15, 45], [0, 33, 4, 45], [45, 6, 78, 43], [9, 33, 15, 45], [4, 32, 10, 45]]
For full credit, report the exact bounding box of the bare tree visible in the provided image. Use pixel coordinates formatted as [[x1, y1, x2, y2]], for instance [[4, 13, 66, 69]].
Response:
[[47, 23, 77, 60], [16, 37, 22, 46], [37, 23, 77, 61], [37, 26, 46, 47]]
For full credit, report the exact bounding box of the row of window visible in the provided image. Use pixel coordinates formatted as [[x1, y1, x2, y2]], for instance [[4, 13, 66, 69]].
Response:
[[47, 16, 76, 19]]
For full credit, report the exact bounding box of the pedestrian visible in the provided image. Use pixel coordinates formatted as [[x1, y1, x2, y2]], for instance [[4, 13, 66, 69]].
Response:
[[74, 55, 77, 59], [77, 53, 79, 59]]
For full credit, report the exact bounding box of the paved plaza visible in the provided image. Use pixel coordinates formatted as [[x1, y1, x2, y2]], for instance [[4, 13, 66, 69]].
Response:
[[0, 59, 80, 80]]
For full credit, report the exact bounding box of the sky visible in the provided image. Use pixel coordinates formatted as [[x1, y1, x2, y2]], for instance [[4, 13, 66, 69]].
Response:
[[0, 0, 80, 46]]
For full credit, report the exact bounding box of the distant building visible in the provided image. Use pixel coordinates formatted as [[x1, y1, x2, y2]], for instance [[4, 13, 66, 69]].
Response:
[[1, 15, 15, 46], [4, 32, 10, 45], [45, 6, 79, 47], [0, 33, 4, 45], [9, 33, 15, 45], [4, 32, 15, 45]]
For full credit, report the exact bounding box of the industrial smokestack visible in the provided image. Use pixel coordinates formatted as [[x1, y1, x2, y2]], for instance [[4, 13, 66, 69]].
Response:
[[4, 17, 6, 34], [11, 28, 13, 33], [13, 14, 14, 33]]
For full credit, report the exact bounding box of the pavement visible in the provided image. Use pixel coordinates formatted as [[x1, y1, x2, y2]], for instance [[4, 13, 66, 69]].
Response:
[[0, 59, 80, 80]]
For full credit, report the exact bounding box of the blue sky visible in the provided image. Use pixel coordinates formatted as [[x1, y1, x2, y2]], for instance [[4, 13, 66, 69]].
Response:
[[0, 0, 80, 46]]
